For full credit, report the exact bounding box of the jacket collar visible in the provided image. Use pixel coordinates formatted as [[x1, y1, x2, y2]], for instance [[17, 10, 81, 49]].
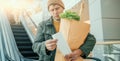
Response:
[[46, 16, 54, 26]]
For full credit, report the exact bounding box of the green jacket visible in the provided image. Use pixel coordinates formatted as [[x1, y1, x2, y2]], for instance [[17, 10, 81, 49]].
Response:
[[32, 17, 96, 61]]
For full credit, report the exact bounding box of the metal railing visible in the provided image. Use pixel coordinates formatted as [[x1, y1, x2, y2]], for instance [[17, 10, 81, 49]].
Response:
[[95, 41, 120, 61], [96, 41, 120, 45]]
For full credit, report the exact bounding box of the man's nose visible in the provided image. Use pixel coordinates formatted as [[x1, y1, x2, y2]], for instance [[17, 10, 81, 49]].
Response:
[[53, 10, 58, 14]]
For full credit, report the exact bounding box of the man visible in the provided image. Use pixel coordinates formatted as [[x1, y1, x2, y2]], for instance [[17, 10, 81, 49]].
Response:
[[32, 0, 96, 61]]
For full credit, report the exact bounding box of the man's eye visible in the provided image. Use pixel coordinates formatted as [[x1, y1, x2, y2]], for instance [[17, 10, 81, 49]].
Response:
[[50, 9, 54, 12]]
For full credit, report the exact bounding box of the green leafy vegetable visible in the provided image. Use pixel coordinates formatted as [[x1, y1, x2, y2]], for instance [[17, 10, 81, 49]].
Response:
[[60, 11, 80, 21]]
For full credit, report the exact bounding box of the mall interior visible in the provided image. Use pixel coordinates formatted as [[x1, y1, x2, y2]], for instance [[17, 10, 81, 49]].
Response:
[[0, 0, 120, 61]]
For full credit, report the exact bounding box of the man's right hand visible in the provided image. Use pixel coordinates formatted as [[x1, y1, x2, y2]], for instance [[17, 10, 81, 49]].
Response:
[[45, 39, 58, 51]]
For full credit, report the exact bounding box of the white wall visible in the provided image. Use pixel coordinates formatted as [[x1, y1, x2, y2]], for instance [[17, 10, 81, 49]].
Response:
[[101, 0, 120, 40]]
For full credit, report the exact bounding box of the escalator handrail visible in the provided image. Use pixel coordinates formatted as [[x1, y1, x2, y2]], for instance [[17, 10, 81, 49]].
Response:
[[19, 14, 35, 43], [23, 9, 37, 28], [0, 9, 11, 61], [0, 9, 24, 61], [0, 31, 6, 61], [19, 9, 41, 43]]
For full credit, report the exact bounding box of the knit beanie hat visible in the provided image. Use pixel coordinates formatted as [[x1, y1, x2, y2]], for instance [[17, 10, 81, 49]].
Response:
[[47, 0, 65, 9]]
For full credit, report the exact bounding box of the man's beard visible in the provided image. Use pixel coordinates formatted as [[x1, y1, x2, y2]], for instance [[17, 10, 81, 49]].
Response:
[[54, 17, 61, 21]]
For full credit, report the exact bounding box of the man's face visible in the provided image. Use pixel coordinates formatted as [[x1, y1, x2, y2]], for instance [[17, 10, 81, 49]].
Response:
[[48, 4, 64, 20]]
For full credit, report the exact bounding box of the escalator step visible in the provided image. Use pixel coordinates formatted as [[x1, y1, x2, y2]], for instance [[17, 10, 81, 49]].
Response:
[[20, 51, 38, 56], [12, 30, 26, 33], [11, 24, 39, 60], [11, 24, 22, 26], [27, 56, 39, 59], [11, 27, 24, 30], [18, 46, 32, 49], [15, 39, 30, 41], [21, 51, 34, 54], [16, 42, 32, 46], [13, 33, 27, 36], [15, 37, 30, 40]]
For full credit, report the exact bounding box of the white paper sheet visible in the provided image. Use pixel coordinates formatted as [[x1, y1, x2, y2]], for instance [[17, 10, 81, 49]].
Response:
[[52, 32, 72, 56]]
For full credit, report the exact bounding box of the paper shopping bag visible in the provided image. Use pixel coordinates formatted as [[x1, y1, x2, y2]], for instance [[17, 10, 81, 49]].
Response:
[[55, 19, 90, 61], [60, 19, 90, 50]]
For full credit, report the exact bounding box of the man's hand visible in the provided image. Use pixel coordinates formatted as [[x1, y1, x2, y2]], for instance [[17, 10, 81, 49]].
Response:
[[45, 39, 58, 51], [65, 49, 83, 61]]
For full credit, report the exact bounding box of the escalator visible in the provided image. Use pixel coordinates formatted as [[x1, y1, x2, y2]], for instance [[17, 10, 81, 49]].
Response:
[[10, 24, 39, 60]]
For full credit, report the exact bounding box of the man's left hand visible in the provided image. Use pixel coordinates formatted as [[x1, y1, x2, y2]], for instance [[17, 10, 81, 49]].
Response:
[[65, 49, 83, 61]]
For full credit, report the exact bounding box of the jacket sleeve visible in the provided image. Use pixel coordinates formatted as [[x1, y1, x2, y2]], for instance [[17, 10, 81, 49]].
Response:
[[80, 33, 96, 58], [32, 21, 51, 56]]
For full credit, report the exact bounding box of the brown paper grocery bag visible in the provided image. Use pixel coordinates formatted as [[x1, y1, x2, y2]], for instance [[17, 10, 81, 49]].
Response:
[[60, 19, 90, 50], [55, 19, 90, 61]]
